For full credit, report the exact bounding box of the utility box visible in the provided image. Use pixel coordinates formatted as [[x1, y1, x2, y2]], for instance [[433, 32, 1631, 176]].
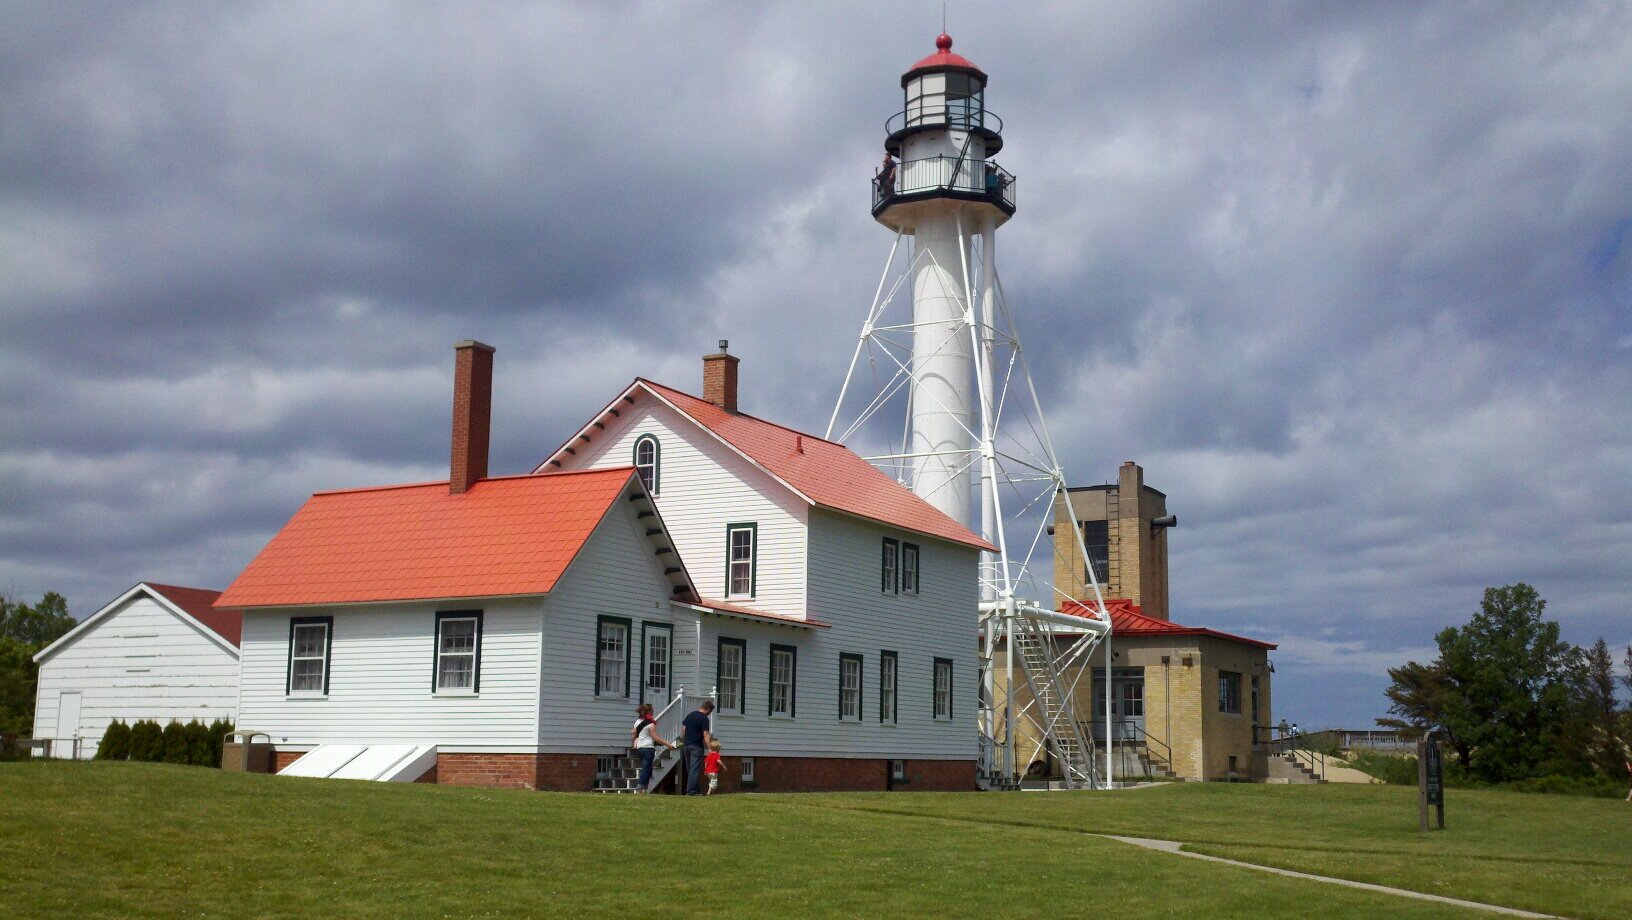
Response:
[[222, 731, 273, 774]]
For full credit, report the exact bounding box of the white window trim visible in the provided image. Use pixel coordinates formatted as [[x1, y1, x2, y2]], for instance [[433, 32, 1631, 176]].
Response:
[[726, 523, 757, 598]]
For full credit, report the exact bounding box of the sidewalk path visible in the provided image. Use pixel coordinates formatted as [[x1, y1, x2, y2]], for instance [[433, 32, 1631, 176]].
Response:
[[1097, 834, 1558, 919]]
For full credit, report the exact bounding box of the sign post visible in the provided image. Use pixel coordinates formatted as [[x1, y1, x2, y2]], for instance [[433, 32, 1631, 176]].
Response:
[[1418, 734, 1444, 831]]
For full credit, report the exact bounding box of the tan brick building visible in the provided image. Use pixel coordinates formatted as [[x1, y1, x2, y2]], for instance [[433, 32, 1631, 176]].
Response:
[[995, 462, 1276, 782]]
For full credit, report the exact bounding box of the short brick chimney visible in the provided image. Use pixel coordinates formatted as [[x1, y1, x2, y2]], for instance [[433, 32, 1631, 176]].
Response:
[[450, 340, 494, 494], [702, 339, 739, 413]]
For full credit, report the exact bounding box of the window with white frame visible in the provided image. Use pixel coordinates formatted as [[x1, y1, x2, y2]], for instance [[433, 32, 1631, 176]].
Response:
[[596, 617, 630, 697], [933, 658, 953, 719], [881, 538, 899, 593], [727, 524, 756, 597], [769, 644, 796, 717], [717, 637, 746, 713], [287, 617, 331, 695], [434, 612, 481, 692], [900, 542, 920, 595], [879, 651, 898, 723], [633, 434, 660, 494], [839, 654, 863, 721], [741, 757, 756, 784]]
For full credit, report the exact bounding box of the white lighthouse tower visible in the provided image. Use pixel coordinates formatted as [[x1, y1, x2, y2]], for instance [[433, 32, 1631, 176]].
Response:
[[831, 34, 1115, 789]]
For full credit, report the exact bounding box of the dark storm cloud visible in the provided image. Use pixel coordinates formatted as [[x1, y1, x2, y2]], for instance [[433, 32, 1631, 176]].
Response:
[[3, 2, 1630, 726]]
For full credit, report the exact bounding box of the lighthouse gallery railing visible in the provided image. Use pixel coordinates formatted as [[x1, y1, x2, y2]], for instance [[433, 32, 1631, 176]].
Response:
[[874, 156, 1016, 213]]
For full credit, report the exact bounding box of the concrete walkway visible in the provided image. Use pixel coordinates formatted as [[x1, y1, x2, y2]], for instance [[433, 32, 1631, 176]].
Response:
[[1097, 834, 1558, 919]]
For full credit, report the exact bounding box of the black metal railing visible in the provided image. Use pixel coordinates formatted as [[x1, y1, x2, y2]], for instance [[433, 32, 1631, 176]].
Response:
[[874, 156, 1016, 212], [1257, 729, 1327, 781], [1081, 719, 1173, 781], [886, 105, 1003, 137]]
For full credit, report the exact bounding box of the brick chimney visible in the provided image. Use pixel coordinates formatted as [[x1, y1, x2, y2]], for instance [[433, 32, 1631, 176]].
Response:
[[702, 339, 739, 413], [450, 340, 494, 494]]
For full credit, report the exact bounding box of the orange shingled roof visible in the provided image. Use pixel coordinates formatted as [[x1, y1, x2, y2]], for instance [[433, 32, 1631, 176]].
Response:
[[217, 469, 637, 609], [631, 380, 997, 552], [146, 583, 240, 646]]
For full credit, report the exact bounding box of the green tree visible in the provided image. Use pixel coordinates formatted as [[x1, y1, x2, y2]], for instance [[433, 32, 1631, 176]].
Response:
[[0, 592, 77, 735], [1575, 639, 1626, 775], [1436, 584, 1579, 783], [1378, 659, 1471, 767]]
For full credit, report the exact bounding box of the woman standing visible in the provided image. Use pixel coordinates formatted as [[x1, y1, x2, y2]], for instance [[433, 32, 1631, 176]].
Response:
[[631, 703, 675, 793]]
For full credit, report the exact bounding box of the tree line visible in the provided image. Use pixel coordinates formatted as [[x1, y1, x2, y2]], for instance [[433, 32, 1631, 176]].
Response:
[[1380, 583, 1630, 787]]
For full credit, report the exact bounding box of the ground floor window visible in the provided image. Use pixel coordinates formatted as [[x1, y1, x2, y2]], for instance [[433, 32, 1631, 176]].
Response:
[[718, 637, 746, 713], [933, 658, 953, 719], [769, 644, 796, 717], [1219, 670, 1243, 714], [839, 654, 863, 720], [596, 617, 631, 697], [879, 651, 898, 723]]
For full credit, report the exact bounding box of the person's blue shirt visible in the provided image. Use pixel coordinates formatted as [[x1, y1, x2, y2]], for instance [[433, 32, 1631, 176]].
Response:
[[681, 710, 711, 747]]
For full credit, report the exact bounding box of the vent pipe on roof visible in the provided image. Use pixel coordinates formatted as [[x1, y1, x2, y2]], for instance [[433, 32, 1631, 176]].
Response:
[[450, 340, 495, 494], [703, 340, 739, 413]]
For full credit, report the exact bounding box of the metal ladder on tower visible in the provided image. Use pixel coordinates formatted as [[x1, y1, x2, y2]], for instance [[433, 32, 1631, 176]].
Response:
[[1011, 615, 1099, 788]]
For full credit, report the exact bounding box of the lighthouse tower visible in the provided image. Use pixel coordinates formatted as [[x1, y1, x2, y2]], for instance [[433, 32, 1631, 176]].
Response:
[[831, 34, 1113, 790], [874, 33, 1013, 528]]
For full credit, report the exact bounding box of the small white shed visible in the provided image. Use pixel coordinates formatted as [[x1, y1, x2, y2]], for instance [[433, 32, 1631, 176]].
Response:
[[32, 583, 241, 759]]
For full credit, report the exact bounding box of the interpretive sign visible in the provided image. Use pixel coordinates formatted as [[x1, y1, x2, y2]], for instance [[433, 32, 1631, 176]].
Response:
[[1418, 735, 1445, 830]]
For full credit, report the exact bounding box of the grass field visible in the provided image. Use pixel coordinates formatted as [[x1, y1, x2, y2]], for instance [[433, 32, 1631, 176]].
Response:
[[2, 762, 1625, 919]]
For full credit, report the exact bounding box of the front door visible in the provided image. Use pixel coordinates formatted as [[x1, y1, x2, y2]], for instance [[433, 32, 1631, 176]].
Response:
[[55, 692, 82, 759], [1091, 670, 1145, 741], [643, 624, 672, 710]]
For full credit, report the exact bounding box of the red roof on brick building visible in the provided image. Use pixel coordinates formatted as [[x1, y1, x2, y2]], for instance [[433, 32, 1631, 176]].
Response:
[[217, 469, 638, 609], [147, 583, 240, 646], [541, 379, 997, 552], [1064, 598, 1277, 650]]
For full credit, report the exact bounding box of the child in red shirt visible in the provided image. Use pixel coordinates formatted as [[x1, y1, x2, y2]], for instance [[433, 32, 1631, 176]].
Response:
[[704, 739, 723, 795]]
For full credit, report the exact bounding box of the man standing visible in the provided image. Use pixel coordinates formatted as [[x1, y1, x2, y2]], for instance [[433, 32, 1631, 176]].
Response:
[[680, 699, 714, 796]]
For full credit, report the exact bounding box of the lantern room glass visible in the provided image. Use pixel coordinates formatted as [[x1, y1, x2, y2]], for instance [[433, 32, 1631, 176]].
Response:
[[904, 71, 985, 129]]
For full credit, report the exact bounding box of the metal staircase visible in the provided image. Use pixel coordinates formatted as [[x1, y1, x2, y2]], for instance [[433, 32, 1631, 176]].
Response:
[[1012, 616, 1099, 788]]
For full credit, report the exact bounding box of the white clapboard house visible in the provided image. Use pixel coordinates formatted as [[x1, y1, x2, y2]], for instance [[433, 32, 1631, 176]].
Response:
[[32, 583, 241, 759], [216, 341, 990, 791]]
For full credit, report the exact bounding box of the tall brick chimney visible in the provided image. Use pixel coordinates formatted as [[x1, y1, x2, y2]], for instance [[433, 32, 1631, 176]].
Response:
[[702, 339, 739, 413], [450, 340, 494, 494]]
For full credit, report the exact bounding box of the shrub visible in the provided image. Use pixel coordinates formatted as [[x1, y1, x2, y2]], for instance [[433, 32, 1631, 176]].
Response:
[[184, 720, 213, 766], [129, 720, 163, 762], [96, 720, 131, 760], [161, 720, 189, 764], [1506, 774, 1625, 799], [206, 719, 234, 768]]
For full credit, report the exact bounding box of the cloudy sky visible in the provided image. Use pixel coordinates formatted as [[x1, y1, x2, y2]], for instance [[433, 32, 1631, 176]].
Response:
[[3, 2, 1629, 726]]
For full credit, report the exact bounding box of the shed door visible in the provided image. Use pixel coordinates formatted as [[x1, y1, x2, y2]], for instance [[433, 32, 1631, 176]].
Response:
[[55, 692, 82, 759]]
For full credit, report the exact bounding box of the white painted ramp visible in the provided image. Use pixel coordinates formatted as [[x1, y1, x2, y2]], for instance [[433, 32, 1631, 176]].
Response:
[[278, 743, 436, 782]]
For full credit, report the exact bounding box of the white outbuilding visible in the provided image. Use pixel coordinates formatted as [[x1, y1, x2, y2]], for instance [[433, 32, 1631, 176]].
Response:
[[32, 582, 241, 759]]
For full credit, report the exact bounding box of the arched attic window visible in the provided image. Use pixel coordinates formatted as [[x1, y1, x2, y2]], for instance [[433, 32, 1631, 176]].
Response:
[[633, 434, 660, 495]]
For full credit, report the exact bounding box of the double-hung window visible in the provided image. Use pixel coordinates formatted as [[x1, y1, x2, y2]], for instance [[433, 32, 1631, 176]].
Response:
[[900, 543, 920, 595], [287, 617, 332, 695], [726, 523, 757, 597], [879, 651, 898, 723], [933, 658, 953, 719], [881, 538, 899, 593], [839, 654, 863, 721], [769, 644, 796, 717], [434, 611, 482, 693], [633, 434, 660, 494], [595, 616, 631, 698], [1219, 670, 1243, 714], [717, 637, 746, 714]]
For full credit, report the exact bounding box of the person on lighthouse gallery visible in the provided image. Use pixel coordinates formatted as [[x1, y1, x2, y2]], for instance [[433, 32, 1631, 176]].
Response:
[[681, 699, 715, 796]]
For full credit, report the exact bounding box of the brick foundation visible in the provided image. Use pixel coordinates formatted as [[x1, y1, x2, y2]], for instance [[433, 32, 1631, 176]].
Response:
[[272, 750, 303, 772]]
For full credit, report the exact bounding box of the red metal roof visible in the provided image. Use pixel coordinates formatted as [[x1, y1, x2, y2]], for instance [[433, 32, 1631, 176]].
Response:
[[217, 469, 637, 609], [635, 380, 997, 552], [146, 583, 239, 646], [1064, 598, 1277, 650], [906, 33, 985, 79]]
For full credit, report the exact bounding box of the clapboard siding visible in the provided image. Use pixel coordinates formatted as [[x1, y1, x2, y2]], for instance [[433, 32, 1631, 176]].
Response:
[[684, 510, 979, 760], [32, 595, 238, 757], [535, 496, 693, 752], [237, 596, 543, 750], [553, 393, 809, 617]]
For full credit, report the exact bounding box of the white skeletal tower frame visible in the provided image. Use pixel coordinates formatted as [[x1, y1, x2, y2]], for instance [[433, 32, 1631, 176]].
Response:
[[827, 34, 1115, 789]]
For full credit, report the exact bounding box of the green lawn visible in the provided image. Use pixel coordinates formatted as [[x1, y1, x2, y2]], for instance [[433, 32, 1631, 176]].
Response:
[[0, 763, 1619, 919]]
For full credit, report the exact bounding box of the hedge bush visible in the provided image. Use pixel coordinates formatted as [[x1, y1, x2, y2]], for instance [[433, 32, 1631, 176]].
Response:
[[184, 720, 213, 766], [207, 719, 233, 768], [95, 720, 131, 760], [161, 720, 190, 764], [129, 720, 163, 762]]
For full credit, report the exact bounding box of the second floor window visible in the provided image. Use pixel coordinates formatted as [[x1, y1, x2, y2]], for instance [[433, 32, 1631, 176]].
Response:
[[633, 434, 660, 494], [727, 524, 757, 597], [288, 617, 332, 695], [881, 538, 899, 593], [1081, 520, 1110, 585], [1219, 671, 1242, 714], [900, 543, 920, 595]]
